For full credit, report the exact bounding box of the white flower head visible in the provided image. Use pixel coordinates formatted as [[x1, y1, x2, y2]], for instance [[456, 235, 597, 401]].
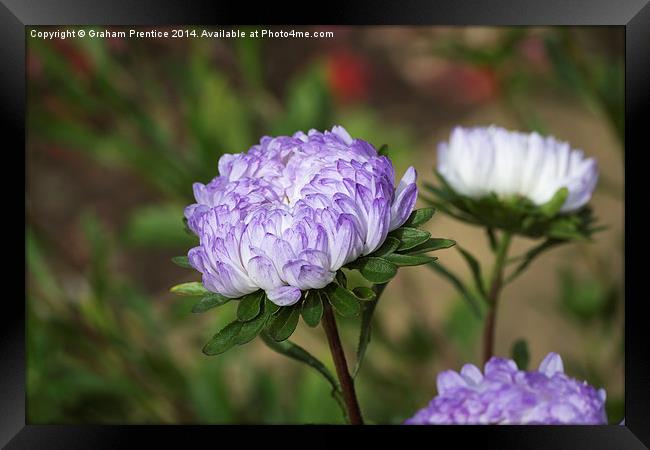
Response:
[[437, 126, 599, 213]]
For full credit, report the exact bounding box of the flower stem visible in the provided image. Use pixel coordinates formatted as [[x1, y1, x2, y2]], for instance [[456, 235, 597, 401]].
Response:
[[482, 231, 512, 364], [322, 301, 364, 425]]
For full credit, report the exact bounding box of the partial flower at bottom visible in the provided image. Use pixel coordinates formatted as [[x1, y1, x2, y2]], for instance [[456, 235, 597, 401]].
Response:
[[405, 352, 607, 425]]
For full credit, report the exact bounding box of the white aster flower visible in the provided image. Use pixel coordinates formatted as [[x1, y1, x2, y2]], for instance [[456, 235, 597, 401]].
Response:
[[437, 126, 598, 213]]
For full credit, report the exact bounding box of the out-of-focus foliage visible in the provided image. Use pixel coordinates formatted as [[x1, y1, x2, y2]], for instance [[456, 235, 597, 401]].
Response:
[[27, 26, 624, 424]]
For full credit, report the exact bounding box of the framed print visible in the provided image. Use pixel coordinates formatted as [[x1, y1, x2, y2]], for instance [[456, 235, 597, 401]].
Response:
[[3, 0, 649, 447]]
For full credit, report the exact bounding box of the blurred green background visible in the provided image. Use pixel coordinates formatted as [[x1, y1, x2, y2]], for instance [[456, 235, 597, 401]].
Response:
[[26, 26, 624, 424]]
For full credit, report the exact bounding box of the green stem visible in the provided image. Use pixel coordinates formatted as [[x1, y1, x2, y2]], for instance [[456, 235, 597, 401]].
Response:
[[482, 231, 512, 364]]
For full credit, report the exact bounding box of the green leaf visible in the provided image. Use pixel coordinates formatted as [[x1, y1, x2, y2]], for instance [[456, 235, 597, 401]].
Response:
[[348, 257, 397, 283], [377, 144, 389, 157], [260, 333, 345, 415], [170, 281, 209, 297], [539, 187, 569, 217], [505, 239, 565, 284], [202, 321, 244, 355], [352, 286, 376, 301], [301, 291, 324, 327], [267, 306, 300, 341], [390, 227, 431, 251], [403, 207, 436, 228], [405, 238, 456, 255], [383, 254, 438, 267], [511, 338, 530, 370], [370, 236, 400, 258], [335, 270, 347, 288], [353, 283, 387, 378], [237, 290, 264, 322], [265, 298, 281, 316], [192, 293, 232, 313], [325, 284, 361, 317], [171, 256, 192, 269], [457, 247, 486, 299], [235, 303, 272, 345]]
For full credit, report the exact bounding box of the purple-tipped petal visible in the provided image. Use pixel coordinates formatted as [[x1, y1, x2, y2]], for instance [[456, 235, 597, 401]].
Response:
[[538, 352, 564, 377], [436, 370, 467, 394], [267, 286, 302, 306], [389, 167, 418, 230]]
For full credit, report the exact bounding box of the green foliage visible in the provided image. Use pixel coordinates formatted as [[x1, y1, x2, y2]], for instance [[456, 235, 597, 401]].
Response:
[[203, 321, 244, 356], [170, 281, 210, 297], [267, 305, 301, 342], [171, 256, 192, 269], [237, 290, 264, 322], [301, 291, 324, 327], [558, 267, 618, 324], [424, 171, 601, 240], [389, 227, 431, 251], [402, 207, 436, 228], [347, 257, 398, 284], [191, 293, 232, 313], [324, 284, 361, 318], [511, 339, 530, 370]]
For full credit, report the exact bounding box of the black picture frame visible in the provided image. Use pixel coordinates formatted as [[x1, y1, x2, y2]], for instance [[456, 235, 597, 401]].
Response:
[[5, 0, 649, 447]]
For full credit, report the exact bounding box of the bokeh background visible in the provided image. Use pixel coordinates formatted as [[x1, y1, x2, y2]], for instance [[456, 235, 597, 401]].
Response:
[[26, 26, 624, 424]]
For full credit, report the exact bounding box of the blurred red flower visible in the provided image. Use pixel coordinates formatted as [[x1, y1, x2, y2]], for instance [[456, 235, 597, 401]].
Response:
[[326, 50, 371, 104]]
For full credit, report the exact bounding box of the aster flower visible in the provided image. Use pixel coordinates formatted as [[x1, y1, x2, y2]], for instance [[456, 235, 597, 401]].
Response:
[[170, 125, 452, 424], [426, 125, 600, 239], [183, 125, 420, 306], [405, 352, 608, 425], [424, 126, 602, 364], [438, 125, 598, 213]]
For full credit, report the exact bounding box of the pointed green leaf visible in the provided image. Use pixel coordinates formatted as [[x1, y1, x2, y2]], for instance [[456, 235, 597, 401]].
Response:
[[171, 256, 192, 269], [457, 246, 486, 299], [403, 207, 436, 228], [353, 283, 387, 378], [301, 291, 324, 327], [540, 187, 569, 217], [325, 284, 361, 317], [390, 227, 431, 251], [405, 238, 456, 254], [192, 293, 232, 313], [370, 236, 400, 257], [267, 305, 300, 342], [335, 270, 347, 288], [202, 321, 244, 355], [511, 338, 530, 370], [237, 290, 264, 321], [170, 281, 209, 297], [352, 286, 376, 301], [504, 238, 566, 284], [235, 302, 271, 345], [260, 333, 345, 416], [265, 298, 281, 316], [378, 144, 389, 156], [348, 257, 397, 283], [383, 253, 438, 267]]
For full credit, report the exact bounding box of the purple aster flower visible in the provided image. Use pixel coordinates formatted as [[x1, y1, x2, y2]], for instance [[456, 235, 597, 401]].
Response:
[[185, 126, 418, 306], [405, 352, 607, 425]]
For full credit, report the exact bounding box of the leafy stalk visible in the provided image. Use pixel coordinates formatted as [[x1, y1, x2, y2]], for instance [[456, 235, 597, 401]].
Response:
[[353, 283, 387, 378]]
